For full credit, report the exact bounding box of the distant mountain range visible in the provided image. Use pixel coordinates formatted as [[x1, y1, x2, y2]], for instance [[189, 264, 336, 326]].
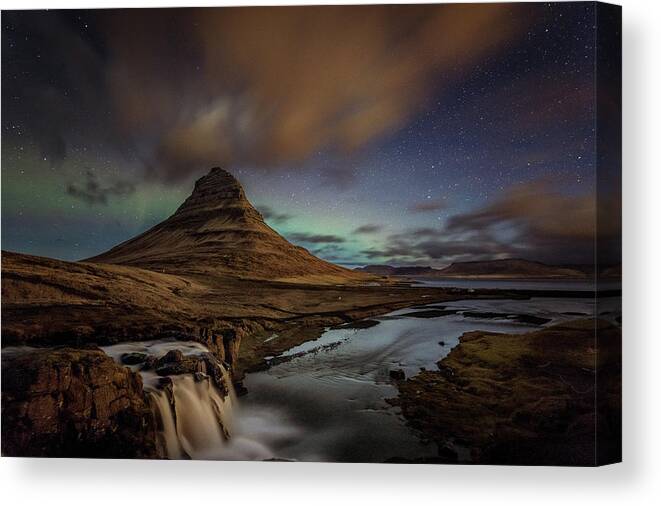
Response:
[[356, 258, 620, 279], [353, 265, 437, 277]]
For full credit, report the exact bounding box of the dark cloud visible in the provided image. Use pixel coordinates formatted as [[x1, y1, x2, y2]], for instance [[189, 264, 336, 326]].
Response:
[[446, 180, 589, 235], [362, 229, 511, 265], [257, 205, 293, 225], [401, 227, 439, 238], [445, 180, 620, 264], [353, 224, 382, 234], [66, 169, 135, 205], [408, 199, 448, 213], [310, 243, 360, 266], [287, 232, 346, 244], [310, 243, 350, 259], [361, 180, 619, 266]]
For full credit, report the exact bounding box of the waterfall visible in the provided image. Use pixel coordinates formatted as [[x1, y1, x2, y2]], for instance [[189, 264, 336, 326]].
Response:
[[149, 373, 235, 459], [100, 339, 237, 459], [149, 388, 183, 458]]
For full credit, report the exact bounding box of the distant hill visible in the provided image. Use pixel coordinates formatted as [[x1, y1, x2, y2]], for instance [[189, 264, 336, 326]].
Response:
[[436, 259, 587, 279], [356, 259, 588, 279], [354, 265, 397, 276], [355, 265, 436, 276]]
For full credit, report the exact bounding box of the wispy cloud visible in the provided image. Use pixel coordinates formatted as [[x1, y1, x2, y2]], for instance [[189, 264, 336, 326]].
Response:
[[257, 205, 293, 225], [66, 170, 135, 205], [353, 224, 382, 234], [287, 232, 346, 244]]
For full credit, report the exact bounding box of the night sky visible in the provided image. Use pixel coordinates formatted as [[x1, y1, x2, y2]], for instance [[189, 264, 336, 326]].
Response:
[[1, 3, 619, 268]]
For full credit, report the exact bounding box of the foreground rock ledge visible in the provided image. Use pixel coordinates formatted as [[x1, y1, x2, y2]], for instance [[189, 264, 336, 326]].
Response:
[[391, 319, 622, 466], [1, 348, 161, 458]]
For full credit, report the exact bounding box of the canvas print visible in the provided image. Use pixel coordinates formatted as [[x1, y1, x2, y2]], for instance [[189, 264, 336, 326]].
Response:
[[1, 2, 621, 465]]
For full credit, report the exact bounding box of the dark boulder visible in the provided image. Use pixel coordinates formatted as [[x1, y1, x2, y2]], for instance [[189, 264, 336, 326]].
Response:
[[161, 349, 184, 363], [343, 320, 380, 330], [234, 381, 248, 397], [121, 352, 148, 365], [389, 369, 406, 381]]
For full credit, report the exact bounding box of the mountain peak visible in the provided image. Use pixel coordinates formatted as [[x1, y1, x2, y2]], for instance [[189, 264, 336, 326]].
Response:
[[171, 166, 261, 227], [194, 167, 242, 193], [184, 167, 246, 206], [86, 167, 363, 283]]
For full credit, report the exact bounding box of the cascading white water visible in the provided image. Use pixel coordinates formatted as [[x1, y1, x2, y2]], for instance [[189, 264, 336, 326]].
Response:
[[101, 340, 236, 459], [149, 388, 183, 458], [155, 373, 236, 459]]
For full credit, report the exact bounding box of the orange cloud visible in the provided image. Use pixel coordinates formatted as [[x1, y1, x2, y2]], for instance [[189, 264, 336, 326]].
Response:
[[103, 5, 529, 181]]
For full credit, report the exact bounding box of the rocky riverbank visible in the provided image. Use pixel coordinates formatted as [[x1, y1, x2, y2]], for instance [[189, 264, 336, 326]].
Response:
[[1, 343, 239, 458], [391, 319, 622, 465]]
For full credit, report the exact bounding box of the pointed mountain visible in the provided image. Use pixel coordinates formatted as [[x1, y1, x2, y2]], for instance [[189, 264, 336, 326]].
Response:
[[87, 167, 364, 283]]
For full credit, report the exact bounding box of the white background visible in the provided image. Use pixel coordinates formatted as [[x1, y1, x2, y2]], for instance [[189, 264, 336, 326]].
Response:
[[0, 0, 659, 504]]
